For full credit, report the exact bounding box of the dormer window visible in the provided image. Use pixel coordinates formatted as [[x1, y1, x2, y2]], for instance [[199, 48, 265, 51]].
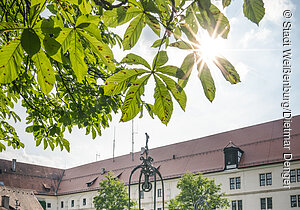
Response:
[[86, 177, 98, 187], [43, 183, 51, 192], [224, 141, 244, 170]]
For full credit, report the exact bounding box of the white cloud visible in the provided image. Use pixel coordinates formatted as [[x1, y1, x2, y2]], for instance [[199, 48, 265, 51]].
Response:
[[235, 62, 251, 81], [0, 149, 66, 168], [263, 0, 296, 23], [240, 28, 272, 48]]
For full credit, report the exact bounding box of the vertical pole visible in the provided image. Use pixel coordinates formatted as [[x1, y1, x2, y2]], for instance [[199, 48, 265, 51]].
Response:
[[154, 173, 157, 210], [113, 126, 116, 162], [132, 120, 134, 161]]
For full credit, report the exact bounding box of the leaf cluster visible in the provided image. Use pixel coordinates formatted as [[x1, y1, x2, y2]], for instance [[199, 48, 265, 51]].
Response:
[[93, 172, 138, 210], [168, 172, 230, 210], [0, 0, 265, 151]]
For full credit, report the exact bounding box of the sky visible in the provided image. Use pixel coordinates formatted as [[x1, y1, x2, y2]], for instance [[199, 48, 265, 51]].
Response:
[[0, 0, 299, 169]]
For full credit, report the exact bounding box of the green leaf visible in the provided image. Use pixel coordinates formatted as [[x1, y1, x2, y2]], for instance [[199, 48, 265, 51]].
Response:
[[141, 0, 160, 13], [21, 28, 41, 57], [144, 103, 154, 119], [197, 58, 215, 102], [121, 53, 151, 69], [26, 125, 34, 133], [80, 32, 115, 72], [122, 14, 145, 50], [156, 65, 185, 79], [178, 53, 195, 88], [0, 39, 23, 84], [214, 56, 240, 84], [0, 22, 24, 34], [102, 6, 142, 27], [153, 76, 173, 125], [42, 36, 63, 63], [157, 73, 187, 111], [0, 142, 6, 152], [77, 23, 102, 41], [186, 6, 198, 34], [222, 0, 231, 8], [104, 68, 149, 96], [121, 74, 151, 122], [36, 138, 42, 146], [198, 0, 211, 9], [32, 50, 56, 94], [75, 15, 101, 27], [180, 23, 198, 43], [151, 38, 166, 48], [92, 126, 97, 139], [44, 139, 48, 150], [243, 0, 265, 25], [31, 0, 46, 6], [152, 51, 168, 70], [169, 41, 193, 50], [173, 26, 182, 39], [55, 28, 73, 53], [79, 0, 92, 15], [145, 14, 160, 37], [210, 5, 230, 38], [69, 32, 88, 82]]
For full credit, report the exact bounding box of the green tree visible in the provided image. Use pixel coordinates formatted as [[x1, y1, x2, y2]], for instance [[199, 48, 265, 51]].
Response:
[[168, 172, 229, 210], [0, 0, 265, 151], [93, 172, 137, 210]]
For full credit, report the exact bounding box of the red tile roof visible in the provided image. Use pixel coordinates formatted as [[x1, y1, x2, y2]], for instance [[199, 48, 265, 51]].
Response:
[[0, 160, 64, 195], [1, 116, 300, 196], [0, 186, 44, 210], [57, 115, 300, 194]]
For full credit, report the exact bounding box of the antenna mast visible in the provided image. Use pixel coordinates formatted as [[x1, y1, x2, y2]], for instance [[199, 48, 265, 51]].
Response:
[[131, 120, 134, 161], [96, 153, 100, 161], [113, 126, 116, 162]]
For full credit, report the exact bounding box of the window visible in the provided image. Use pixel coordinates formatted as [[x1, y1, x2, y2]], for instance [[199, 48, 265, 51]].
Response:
[[71, 200, 74, 207], [157, 189, 162, 197], [61, 201, 64, 208], [290, 170, 296, 183], [140, 191, 144, 199], [260, 173, 272, 186], [261, 198, 272, 209], [230, 177, 241, 190], [238, 200, 242, 210], [267, 198, 272, 209], [47, 203, 51, 208], [291, 195, 297, 207], [266, 173, 272, 185], [260, 198, 266, 209], [290, 169, 300, 183], [232, 200, 242, 210], [298, 195, 300, 207], [83, 198, 86, 206], [232, 200, 237, 210], [260, 174, 265, 186], [230, 178, 235, 190], [236, 177, 241, 189]]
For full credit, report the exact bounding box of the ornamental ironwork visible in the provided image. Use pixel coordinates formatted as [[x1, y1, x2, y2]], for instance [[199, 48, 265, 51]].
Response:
[[194, 183, 209, 210], [128, 133, 164, 210]]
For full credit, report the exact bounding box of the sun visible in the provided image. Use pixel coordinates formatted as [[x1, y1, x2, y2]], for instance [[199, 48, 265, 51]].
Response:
[[196, 32, 226, 64]]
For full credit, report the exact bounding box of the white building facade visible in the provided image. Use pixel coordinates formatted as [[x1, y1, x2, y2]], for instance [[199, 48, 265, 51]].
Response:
[[1, 116, 300, 210]]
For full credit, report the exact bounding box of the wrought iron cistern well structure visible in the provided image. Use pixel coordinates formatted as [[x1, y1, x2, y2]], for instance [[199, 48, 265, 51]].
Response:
[[194, 183, 209, 210], [128, 133, 165, 210]]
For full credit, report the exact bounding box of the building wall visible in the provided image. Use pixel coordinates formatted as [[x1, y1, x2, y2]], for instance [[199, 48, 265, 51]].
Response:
[[36, 160, 300, 210]]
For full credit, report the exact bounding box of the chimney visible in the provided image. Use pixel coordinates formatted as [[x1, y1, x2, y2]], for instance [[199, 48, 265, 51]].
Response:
[[100, 168, 106, 175], [11, 159, 16, 172], [1, 195, 9, 209]]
